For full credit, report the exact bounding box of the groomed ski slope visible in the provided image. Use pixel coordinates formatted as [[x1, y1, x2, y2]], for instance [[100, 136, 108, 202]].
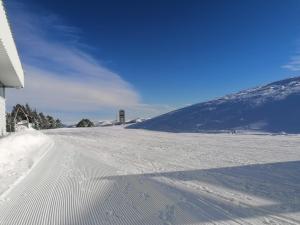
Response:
[[0, 127, 300, 225], [0, 130, 53, 196]]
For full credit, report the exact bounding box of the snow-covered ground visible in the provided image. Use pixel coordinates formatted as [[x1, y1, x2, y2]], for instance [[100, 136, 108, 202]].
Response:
[[0, 127, 300, 224], [0, 129, 53, 196], [129, 76, 300, 133]]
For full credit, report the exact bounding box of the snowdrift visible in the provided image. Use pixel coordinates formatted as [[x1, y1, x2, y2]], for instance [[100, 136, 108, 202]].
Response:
[[128, 76, 300, 133], [0, 129, 53, 196]]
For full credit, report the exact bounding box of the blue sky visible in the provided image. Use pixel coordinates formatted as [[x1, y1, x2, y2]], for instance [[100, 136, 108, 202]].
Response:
[[5, 0, 300, 123]]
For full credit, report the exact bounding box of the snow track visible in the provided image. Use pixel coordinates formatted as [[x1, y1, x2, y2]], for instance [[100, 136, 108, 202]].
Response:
[[0, 127, 299, 224]]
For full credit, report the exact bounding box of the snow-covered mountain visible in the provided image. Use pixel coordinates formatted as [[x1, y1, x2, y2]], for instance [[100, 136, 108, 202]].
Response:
[[128, 76, 300, 133]]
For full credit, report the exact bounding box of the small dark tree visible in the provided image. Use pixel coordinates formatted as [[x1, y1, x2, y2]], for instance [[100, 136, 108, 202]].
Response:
[[55, 119, 64, 128], [76, 119, 94, 128], [31, 110, 39, 129], [39, 112, 48, 129], [46, 115, 56, 129], [25, 103, 32, 122]]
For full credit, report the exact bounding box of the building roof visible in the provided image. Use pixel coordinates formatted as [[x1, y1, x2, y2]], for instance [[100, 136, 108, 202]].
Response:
[[0, 1, 24, 88]]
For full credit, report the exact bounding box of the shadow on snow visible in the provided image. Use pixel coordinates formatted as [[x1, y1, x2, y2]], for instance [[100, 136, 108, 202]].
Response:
[[83, 160, 300, 224]]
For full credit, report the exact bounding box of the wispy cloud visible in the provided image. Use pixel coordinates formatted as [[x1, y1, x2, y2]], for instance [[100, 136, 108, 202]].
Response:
[[10, 65, 140, 111], [282, 54, 300, 71], [5, 2, 173, 122], [6, 2, 138, 106]]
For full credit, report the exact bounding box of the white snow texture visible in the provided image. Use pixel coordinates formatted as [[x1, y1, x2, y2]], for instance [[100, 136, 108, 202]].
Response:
[[0, 127, 299, 225]]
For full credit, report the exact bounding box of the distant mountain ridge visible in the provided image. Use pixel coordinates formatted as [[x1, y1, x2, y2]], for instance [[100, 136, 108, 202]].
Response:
[[128, 76, 300, 133]]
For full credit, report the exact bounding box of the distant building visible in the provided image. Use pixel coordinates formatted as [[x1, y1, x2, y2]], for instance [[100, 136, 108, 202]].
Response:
[[0, 1, 24, 135], [119, 110, 125, 124]]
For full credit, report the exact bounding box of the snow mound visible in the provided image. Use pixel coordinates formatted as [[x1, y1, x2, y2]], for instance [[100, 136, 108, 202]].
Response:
[[0, 129, 53, 196]]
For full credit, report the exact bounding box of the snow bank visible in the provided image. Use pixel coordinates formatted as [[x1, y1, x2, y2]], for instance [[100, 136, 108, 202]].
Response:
[[0, 129, 53, 196]]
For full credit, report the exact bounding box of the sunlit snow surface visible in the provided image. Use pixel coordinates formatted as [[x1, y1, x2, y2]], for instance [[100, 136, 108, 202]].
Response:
[[129, 77, 300, 133], [0, 127, 300, 224], [0, 129, 53, 196]]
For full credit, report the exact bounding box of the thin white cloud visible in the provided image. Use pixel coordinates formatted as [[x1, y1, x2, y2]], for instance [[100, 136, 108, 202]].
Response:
[[6, 2, 173, 122], [282, 54, 300, 71], [6, 2, 139, 107], [8, 65, 140, 111]]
